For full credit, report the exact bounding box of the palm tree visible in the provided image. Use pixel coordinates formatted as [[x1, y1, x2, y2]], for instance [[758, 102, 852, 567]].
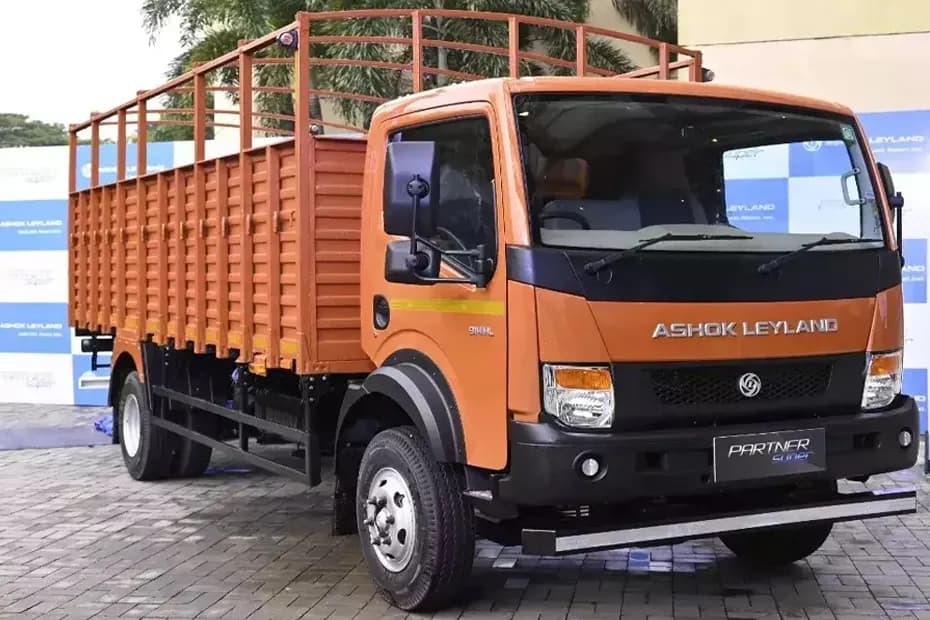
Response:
[[611, 0, 677, 45], [141, 0, 637, 136]]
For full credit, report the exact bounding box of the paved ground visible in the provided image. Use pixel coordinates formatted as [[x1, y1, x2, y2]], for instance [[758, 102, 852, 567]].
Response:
[[2, 406, 930, 619], [0, 403, 110, 451]]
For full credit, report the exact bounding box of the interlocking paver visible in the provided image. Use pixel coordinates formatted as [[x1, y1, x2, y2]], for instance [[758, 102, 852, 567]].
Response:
[[1, 406, 930, 618]]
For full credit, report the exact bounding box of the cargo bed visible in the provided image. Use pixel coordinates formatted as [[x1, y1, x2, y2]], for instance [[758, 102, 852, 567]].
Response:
[[69, 135, 372, 375]]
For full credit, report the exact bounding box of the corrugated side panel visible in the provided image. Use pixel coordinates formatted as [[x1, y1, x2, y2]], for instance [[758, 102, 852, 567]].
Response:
[[69, 137, 373, 374], [309, 137, 370, 373]]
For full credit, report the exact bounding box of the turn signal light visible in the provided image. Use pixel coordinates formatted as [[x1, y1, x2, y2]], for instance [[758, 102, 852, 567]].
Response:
[[552, 367, 612, 391], [867, 351, 901, 377]]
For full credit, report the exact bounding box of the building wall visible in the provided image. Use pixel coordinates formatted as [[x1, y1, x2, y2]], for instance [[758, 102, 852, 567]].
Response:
[[680, 0, 930, 45], [678, 0, 930, 112]]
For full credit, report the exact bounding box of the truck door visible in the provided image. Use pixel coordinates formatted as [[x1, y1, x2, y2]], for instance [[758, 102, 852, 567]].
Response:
[[369, 103, 508, 471]]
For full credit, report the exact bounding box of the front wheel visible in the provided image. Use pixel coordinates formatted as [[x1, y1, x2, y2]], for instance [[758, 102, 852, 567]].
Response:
[[356, 426, 475, 611], [720, 522, 833, 567]]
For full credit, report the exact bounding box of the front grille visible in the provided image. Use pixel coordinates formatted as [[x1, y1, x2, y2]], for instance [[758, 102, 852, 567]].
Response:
[[650, 363, 832, 406]]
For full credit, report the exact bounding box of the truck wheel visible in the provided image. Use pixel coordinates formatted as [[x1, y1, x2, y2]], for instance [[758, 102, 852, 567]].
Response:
[[118, 371, 172, 481], [721, 522, 833, 566], [169, 410, 215, 478], [356, 426, 475, 611]]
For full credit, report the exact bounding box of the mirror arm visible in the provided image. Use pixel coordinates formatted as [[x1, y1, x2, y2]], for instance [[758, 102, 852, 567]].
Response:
[[893, 191, 904, 265], [408, 235, 489, 287]]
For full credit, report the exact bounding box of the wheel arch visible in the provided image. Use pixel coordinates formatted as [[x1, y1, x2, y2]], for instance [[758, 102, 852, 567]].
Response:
[[108, 352, 138, 407], [337, 349, 466, 464], [331, 349, 466, 535]]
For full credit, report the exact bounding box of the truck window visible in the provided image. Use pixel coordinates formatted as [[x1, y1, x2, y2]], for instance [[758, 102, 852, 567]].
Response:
[[514, 93, 885, 254], [390, 116, 497, 273]]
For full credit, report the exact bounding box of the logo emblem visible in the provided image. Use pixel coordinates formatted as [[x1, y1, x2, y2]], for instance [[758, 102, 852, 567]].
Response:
[[802, 141, 823, 152], [738, 372, 762, 398]]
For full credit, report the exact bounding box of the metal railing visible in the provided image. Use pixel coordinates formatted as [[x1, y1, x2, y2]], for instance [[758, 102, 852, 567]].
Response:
[[68, 9, 703, 193]]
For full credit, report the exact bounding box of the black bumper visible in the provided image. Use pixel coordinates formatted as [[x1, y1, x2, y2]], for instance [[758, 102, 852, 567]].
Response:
[[497, 397, 919, 506]]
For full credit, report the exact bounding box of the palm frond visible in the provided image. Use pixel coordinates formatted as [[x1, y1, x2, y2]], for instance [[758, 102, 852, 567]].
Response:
[[611, 0, 677, 44]]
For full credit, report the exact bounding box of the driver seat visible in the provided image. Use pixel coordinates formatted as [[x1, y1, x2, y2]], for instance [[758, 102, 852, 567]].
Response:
[[538, 157, 642, 231]]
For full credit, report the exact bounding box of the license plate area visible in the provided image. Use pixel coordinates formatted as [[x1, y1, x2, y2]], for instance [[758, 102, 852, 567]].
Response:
[[713, 428, 826, 483]]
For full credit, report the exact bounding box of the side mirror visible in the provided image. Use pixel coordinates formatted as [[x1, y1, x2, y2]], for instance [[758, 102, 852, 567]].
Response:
[[383, 141, 439, 237], [877, 162, 904, 262]]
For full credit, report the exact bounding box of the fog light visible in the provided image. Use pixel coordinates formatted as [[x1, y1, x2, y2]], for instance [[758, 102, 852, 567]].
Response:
[[898, 429, 913, 448], [580, 457, 600, 478]]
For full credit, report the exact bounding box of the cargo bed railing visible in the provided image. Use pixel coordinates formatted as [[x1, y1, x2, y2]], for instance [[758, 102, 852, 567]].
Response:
[[68, 8, 703, 193]]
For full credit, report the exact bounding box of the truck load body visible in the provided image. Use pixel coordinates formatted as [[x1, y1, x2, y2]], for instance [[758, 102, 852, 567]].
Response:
[[71, 135, 370, 375], [68, 9, 919, 612]]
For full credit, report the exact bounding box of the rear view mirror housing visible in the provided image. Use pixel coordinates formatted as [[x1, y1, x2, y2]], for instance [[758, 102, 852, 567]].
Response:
[[381, 139, 489, 288], [382, 141, 439, 237], [877, 162, 904, 264]]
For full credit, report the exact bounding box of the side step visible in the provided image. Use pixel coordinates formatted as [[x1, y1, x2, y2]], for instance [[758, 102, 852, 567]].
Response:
[[522, 487, 917, 556]]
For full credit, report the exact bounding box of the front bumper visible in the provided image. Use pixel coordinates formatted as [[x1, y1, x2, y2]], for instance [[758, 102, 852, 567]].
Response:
[[497, 396, 919, 506], [521, 486, 917, 555]]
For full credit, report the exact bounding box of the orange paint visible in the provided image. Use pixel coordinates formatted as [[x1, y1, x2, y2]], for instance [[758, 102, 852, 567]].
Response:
[[536, 289, 881, 363], [536, 288, 610, 362], [868, 285, 904, 353]]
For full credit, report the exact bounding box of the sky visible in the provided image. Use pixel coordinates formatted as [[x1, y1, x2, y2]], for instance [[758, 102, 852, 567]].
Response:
[[0, 1, 184, 127]]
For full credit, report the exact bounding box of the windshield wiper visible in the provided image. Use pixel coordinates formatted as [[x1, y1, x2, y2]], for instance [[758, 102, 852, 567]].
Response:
[[757, 236, 883, 275], [583, 232, 753, 274]]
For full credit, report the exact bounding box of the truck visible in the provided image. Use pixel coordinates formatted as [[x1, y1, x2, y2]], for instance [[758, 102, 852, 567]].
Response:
[[68, 8, 919, 611]]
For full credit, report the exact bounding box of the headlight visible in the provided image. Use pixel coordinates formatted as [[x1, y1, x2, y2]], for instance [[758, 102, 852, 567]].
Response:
[[861, 350, 902, 410], [542, 364, 614, 428]]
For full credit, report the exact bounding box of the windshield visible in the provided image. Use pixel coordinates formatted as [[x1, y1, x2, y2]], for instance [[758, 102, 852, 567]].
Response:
[[515, 93, 886, 252]]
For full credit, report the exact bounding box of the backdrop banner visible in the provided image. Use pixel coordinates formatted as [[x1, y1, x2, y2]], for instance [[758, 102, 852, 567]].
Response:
[[0, 115, 926, 421]]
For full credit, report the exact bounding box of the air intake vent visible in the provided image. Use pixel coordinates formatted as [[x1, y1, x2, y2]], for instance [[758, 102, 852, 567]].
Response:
[[650, 363, 832, 406]]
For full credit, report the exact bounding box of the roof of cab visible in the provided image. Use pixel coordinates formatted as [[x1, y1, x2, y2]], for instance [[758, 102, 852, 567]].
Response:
[[374, 76, 856, 121]]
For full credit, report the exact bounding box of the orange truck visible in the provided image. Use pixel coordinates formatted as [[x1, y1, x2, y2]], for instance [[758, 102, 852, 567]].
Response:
[[69, 9, 918, 611]]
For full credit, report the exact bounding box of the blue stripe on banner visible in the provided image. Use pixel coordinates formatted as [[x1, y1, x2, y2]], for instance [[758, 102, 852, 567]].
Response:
[[903, 239, 928, 304], [74, 142, 175, 191], [0, 200, 67, 251], [0, 303, 70, 354]]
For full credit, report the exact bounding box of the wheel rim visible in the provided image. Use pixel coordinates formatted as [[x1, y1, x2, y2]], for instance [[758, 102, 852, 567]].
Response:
[[122, 394, 142, 458], [364, 467, 417, 573]]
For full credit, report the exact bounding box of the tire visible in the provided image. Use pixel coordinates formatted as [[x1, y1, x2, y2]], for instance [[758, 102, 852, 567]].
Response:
[[721, 522, 833, 567], [117, 371, 172, 481], [169, 409, 216, 478], [356, 426, 475, 611]]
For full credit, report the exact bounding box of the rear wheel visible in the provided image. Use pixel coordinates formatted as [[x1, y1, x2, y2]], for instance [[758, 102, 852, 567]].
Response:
[[118, 371, 172, 480], [169, 409, 216, 478], [356, 426, 475, 611]]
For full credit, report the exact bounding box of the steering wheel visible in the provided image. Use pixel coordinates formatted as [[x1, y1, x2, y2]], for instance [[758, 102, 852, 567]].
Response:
[[435, 226, 469, 252], [539, 211, 591, 230]]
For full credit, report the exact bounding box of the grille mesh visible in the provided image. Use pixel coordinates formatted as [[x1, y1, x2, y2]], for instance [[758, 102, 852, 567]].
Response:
[[650, 363, 832, 406]]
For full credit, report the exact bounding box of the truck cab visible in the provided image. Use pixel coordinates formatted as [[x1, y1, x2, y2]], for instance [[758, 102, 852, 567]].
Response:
[[355, 76, 916, 502]]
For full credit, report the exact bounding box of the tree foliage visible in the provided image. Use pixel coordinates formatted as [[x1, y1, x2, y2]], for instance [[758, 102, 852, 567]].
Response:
[[612, 0, 677, 45], [0, 113, 69, 148], [141, 0, 653, 135]]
